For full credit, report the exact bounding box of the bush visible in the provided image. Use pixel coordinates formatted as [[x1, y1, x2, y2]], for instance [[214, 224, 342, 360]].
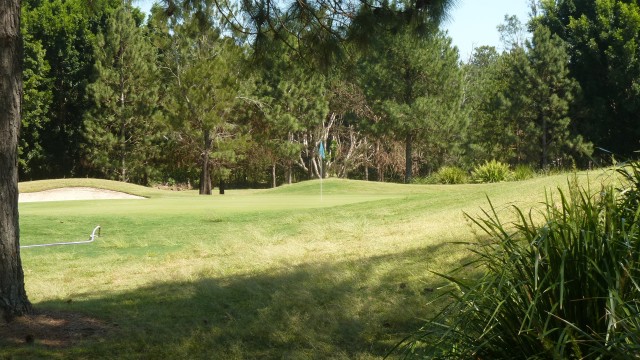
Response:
[[471, 160, 512, 183], [512, 164, 536, 181], [432, 166, 469, 184], [400, 163, 640, 358]]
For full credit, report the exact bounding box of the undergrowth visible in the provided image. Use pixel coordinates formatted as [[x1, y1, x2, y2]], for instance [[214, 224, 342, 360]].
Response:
[[471, 160, 512, 183], [400, 162, 640, 358]]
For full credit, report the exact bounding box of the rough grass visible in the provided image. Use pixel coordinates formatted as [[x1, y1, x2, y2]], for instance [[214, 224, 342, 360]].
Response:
[[2, 171, 615, 358], [400, 165, 639, 358]]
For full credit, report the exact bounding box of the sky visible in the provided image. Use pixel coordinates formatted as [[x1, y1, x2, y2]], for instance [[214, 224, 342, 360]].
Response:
[[134, 0, 531, 60], [134, 0, 155, 14], [443, 0, 531, 60]]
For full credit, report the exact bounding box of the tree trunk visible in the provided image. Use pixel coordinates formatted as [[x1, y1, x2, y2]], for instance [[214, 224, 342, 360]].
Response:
[[120, 140, 126, 183], [271, 162, 276, 188], [119, 54, 126, 183], [311, 157, 321, 179], [364, 137, 369, 181], [376, 140, 384, 182], [199, 129, 212, 195], [541, 116, 548, 169], [405, 133, 413, 183], [0, 0, 32, 320]]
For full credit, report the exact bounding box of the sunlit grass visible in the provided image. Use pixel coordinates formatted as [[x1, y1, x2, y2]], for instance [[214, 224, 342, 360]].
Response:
[[3, 170, 617, 358]]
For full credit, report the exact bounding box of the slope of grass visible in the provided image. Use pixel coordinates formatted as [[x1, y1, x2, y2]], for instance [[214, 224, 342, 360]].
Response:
[[402, 165, 640, 358], [18, 178, 171, 198], [2, 170, 616, 359]]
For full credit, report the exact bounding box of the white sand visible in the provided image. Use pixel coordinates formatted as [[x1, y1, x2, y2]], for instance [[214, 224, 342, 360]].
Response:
[[19, 187, 145, 203]]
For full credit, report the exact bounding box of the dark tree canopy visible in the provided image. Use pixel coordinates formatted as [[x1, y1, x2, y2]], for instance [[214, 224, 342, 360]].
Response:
[[160, 0, 458, 67], [537, 0, 640, 158], [13, 0, 613, 192]]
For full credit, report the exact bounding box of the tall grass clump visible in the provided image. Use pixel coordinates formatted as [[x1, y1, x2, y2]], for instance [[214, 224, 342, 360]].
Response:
[[432, 166, 469, 184], [472, 160, 512, 183], [513, 164, 536, 181], [401, 162, 640, 359]]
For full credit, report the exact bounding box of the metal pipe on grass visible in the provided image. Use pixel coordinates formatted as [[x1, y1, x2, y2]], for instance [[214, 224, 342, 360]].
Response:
[[20, 225, 101, 249]]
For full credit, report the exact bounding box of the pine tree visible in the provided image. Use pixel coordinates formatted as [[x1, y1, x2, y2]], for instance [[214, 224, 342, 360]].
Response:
[[252, 34, 330, 185], [362, 28, 465, 182], [20, 31, 52, 179], [85, 2, 162, 184], [463, 46, 515, 165], [537, 0, 640, 158], [159, 12, 245, 195], [22, 0, 120, 177], [504, 25, 591, 169]]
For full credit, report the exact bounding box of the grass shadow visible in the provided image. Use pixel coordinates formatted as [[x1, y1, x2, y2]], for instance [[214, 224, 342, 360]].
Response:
[[1, 243, 477, 359]]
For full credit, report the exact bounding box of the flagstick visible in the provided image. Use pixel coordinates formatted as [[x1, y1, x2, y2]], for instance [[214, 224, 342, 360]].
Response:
[[319, 141, 325, 202], [320, 158, 323, 202]]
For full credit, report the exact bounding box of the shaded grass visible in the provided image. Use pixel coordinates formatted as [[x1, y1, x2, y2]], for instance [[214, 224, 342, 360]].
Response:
[[2, 170, 617, 358], [22, 246, 457, 359]]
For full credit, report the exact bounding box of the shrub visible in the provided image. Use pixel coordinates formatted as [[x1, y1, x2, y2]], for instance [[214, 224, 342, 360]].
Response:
[[401, 163, 640, 358], [432, 166, 469, 184], [471, 160, 512, 183], [512, 164, 536, 181]]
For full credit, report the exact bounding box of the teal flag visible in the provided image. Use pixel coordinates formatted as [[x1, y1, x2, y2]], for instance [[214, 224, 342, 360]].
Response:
[[319, 142, 325, 159]]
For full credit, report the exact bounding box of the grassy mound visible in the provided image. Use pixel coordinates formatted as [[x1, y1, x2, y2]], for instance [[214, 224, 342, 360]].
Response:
[[18, 178, 167, 198]]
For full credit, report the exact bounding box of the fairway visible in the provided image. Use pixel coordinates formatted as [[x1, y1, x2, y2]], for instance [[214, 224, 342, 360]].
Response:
[[3, 172, 614, 358]]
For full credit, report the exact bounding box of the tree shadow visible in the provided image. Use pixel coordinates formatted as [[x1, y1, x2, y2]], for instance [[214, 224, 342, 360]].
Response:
[[1, 242, 479, 359]]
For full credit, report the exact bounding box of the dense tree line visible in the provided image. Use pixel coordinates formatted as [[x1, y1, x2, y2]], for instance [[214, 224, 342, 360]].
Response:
[[18, 0, 640, 191]]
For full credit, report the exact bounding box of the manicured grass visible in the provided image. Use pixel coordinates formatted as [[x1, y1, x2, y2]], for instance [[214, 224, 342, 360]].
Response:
[[3, 171, 615, 358]]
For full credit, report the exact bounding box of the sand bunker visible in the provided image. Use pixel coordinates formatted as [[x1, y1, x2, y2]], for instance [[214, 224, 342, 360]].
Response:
[[19, 187, 145, 203]]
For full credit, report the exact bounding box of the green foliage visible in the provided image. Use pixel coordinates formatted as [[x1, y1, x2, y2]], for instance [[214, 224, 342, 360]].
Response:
[[360, 26, 465, 182], [471, 160, 511, 183], [537, 0, 640, 159], [153, 6, 249, 194], [18, 0, 621, 186], [251, 31, 330, 185], [512, 164, 536, 181], [429, 166, 469, 184], [502, 24, 591, 169], [84, 3, 163, 184], [244, 0, 457, 69], [465, 17, 593, 171], [20, 31, 52, 178], [402, 164, 640, 358], [22, 0, 120, 177], [463, 46, 515, 166]]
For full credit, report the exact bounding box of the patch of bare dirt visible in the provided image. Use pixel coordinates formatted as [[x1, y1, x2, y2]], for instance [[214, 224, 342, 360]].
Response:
[[0, 309, 108, 348]]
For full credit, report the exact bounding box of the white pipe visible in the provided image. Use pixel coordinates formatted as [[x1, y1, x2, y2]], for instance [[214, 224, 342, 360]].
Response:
[[21, 225, 101, 249]]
